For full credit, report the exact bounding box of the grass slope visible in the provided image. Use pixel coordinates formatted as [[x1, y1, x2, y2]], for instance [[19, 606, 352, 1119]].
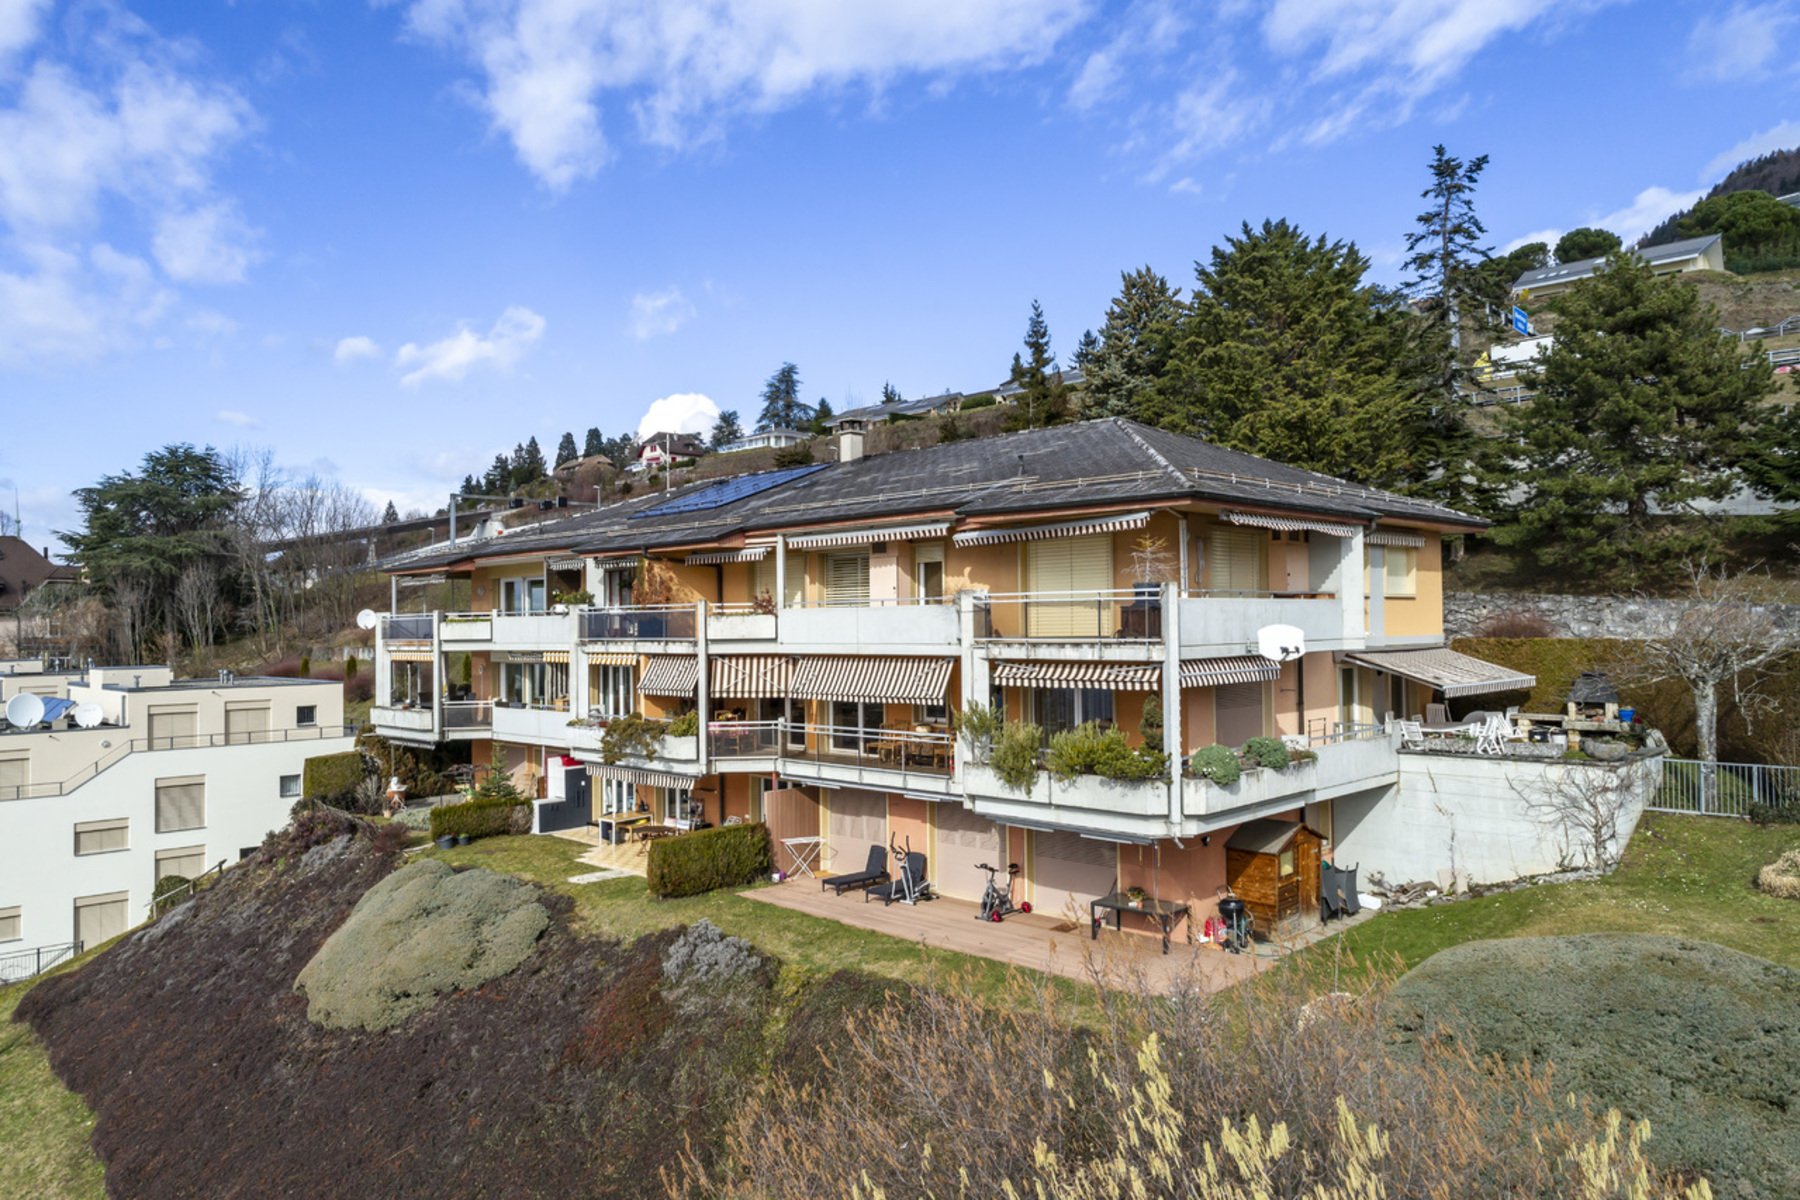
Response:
[[1321, 813, 1800, 973], [0, 981, 104, 1199]]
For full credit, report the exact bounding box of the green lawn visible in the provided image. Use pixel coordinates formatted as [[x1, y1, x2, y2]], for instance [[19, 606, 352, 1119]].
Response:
[[0, 980, 105, 1200], [1317, 813, 1800, 974], [425, 835, 1074, 1004]]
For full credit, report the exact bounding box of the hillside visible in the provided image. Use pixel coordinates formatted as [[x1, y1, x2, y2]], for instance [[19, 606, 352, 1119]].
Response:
[[1644, 146, 1800, 246]]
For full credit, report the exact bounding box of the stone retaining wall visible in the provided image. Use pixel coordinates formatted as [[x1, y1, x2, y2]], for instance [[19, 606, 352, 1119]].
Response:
[[1445, 591, 1800, 640]]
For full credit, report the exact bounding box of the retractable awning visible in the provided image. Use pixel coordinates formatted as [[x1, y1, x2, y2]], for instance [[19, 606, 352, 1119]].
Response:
[[684, 546, 771, 565], [1342, 647, 1536, 698], [953, 510, 1149, 546], [991, 661, 1162, 691], [711, 654, 793, 699], [786, 522, 951, 550], [790, 656, 954, 704], [1178, 656, 1283, 688], [586, 764, 699, 789], [387, 649, 434, 663], [594, 558, 638, 572], [1223, 511, 1360, 538], [1367, 529, 1426, 548], [584, 651, 636, 667], [638, 655, 699, 696], [547, 555, 586, 571]]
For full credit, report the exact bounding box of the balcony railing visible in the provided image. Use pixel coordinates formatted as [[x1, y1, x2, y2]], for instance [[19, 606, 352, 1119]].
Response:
[[442, 700, 493, 731], [0, 724, 357, 802], [973, 589, 1164, 641], [709, 720, 955, 778], [380, 612, 436, 641], [578, 604, 699, 641]]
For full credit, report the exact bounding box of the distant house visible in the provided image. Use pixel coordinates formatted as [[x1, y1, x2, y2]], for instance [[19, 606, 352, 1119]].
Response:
[[0, 538, 78, 614], [552, 453, 613, 481], [1472, 335, 1553, 382], [823, 391, 971, 430], [992, 364, 1085, 400], [632, 432, 710, 472], [717, 427, 809, 454], [1511, 233, 1726, 299]]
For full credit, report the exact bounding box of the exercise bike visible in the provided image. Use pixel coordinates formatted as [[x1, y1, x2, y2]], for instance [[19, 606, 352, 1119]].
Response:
[[974, 861, 1030, 922]]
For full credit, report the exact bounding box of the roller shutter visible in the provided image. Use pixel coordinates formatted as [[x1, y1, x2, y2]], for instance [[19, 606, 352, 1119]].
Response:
[[1215, 681, 1266, 747], [933, 805, 1001, 902], [155, 777, 206, 833], [146, 707, 197, 749], [73, 892, 129, 948], [0, 755, 26, 792], [225, 706, 269, 745], [1207, 527, 1266, 595], [154, 845, 207, 885], [1031, 830, 1118, 922], [823, 551, 870, 607], [1025, 534, 1112, 636], [823, 789, 886, 878]]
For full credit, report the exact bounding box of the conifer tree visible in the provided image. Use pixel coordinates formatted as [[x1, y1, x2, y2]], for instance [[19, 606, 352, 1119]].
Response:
[[757, 363, 813, 431], [583, 427, 604, 458], [1489, 255, 1775, 583], [381, 500, 399, 523], [518, 436, 548, 481], [1404, 144, 1491, 348], [880, 381, 902, 406], [811, 397, 835, 434], [555, 431, 579, 466], [710, 409, 743, 449], [1073, 328, 1099, 370], [1085, 266, 1183, 418], [1003, 300, 1069, 431]]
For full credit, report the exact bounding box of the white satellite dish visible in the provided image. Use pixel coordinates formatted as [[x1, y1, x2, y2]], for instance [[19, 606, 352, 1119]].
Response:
[[6, 692, 45, 729], [73, 701, 104, 729], [1256, 624, 1306, 663], [355, 608, 379, 631]]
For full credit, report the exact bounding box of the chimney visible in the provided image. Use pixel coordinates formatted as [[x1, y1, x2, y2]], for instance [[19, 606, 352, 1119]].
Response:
[[837, 417, 866, 464]]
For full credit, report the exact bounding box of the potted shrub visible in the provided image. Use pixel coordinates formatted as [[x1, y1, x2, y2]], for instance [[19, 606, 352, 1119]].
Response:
[[1125, 885, 1148, 908]]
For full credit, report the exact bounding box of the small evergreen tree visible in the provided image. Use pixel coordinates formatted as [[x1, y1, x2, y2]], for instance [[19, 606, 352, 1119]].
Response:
[[1555, 227, 1622, 264], [1073, 328, 1099, 370], [484, 454, 509, 494], [1743, 400, 1800, 535], [811, 397, 835, 434], [1085, 266, 1184, 418], [555, 431, 579, 466], [772, 440, 814, 468], [517, 436, 548, 483], [1002, 300, 1069, 431], [880, 381, 902, 406], [381, 500, 399, 523], [757, 363, 814, 431], [583, 426, 604, 458], [710, 409, 744, 449], [1403, 144, 1491, 348]]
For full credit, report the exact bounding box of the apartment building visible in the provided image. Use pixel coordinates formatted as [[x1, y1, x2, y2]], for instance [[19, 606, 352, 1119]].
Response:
[[0, 662, 354, 965], [371, 418, 1532, 925]]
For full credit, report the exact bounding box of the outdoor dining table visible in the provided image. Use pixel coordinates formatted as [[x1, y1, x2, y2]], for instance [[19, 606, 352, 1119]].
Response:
[[1089, 892, 1192, 955], [596, 811, 650, 845]]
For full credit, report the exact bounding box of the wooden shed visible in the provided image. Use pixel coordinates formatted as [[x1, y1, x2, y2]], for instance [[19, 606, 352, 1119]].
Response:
[[1224, 819, 1324, 932]]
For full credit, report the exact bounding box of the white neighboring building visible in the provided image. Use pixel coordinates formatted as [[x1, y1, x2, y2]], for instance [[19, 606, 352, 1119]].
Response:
[[0, 663, 354, 972]]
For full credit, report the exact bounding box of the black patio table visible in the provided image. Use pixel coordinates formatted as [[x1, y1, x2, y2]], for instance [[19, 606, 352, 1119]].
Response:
[[1090, 892, 1191, 954]]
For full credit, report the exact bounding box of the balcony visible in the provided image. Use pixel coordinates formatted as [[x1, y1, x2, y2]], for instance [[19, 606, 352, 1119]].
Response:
[[567, 723, 700, 771], [490, 703, 574, 744], [710, 720, 958, 795], [707, 605, 777, 642], [1177, 593, 1353, 655], [974, 589, 1163, 642], [380, 613, 436, 642], [370, 705, 435, 739], [577, 604, 698, 643], [488, 610, 574, 648], [441, 700, 492, 737], [439, 613, 493, 643], [776, 598, 959, 653], [1180, 728, 1398, 826], [964, 763, 1173, 840]]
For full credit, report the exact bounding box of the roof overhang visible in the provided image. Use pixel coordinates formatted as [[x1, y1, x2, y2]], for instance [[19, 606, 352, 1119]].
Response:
[[1341, 647, 1535, 698]]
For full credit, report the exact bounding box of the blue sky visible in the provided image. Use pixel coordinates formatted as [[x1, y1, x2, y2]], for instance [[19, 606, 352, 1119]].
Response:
[[2, 0, 1795, 550]]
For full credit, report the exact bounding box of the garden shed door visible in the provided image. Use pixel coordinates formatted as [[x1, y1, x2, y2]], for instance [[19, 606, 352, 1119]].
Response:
[[824, 788, 886, 877], [932, 804, 1000, 901], [1031, 830, 1118, 922]]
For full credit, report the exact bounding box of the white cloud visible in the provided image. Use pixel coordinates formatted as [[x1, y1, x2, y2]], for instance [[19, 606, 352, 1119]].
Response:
[[1144, 70, 1269, 179], [1503, 227, 1563, 252], [1704, 119, 1800, 180], [214, 409, 257, 427], [333, 334, 381, 364], [635, 391, 719, 439], [0, 240, 171, 365], [1263, 0, 1563, 92], [185, 309, 238, 335], [401, 0, 1090, 189], [395, 305, 546, 386], [0, 0, 49, 64], [1593, 185, 1706, 244], [152, 200, 259, 284], [1686, 3, 1795, 84], [627, 285, 694, 340]]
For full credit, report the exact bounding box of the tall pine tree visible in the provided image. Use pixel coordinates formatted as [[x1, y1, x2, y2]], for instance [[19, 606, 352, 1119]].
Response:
[[710, 409, 744, 448], [1085, 266, 1183, 418], [381, 500, 399, 523], [1003, 300, 1069, 431], [1404, 145, 1491, 348], [555, 431, 579, 466], [583, 427, 605, 458], [1489, 255, 1775, 583], [757, 363, 813, 431], [880, 381, 902, 406], [518, 436, 548, 482]]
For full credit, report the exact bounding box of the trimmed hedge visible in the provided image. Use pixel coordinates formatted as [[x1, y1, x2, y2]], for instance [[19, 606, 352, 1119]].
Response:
[[429, 797, 530, 840], [304, 751, 364, 800], [647, 822, 772, 899]]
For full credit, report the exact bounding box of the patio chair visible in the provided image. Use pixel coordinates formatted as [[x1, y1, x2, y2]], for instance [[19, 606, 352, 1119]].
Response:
[[1397, 719, 1425, 749], [866, 852, 929, 906], [822, 844, 889, 895]]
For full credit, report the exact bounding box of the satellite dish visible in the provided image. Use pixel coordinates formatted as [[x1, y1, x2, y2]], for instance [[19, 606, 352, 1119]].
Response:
[[6, 693, 45, 729], [1256, 624, 1306, 663], [356, 609, 379, 631], [73, 701, 104, 729]]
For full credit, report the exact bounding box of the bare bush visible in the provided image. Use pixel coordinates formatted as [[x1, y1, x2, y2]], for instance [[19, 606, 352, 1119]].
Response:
[[1475, 607, 1555, 638], [1517, 759, 1654, 872], [1757, 849, 1800, 901]]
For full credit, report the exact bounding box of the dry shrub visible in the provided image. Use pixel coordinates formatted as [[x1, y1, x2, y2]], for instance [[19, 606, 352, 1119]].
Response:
[[1757, 848, 1800, 900], [1475, 608, 1556, 638], [675, 953, 1709, 1200]]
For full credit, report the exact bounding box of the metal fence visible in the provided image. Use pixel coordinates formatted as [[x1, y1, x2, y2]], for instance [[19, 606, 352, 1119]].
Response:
[[0, 940, 82, 985], [1649, 758, 1800, 818]]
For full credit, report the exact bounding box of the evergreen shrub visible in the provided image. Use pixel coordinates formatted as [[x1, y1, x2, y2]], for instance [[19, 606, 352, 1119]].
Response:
[[647, 822, 772, 898], [304, 751, 365, 800], [1242, 736, 1295, 770], [1189, 744, 1241, 786]]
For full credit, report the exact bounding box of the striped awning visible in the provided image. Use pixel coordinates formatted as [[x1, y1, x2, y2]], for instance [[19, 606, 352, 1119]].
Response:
[[585, 651, 636, 667], [1179, 656, 1283, 688], [388, 649, 434, 663], [953, 510, 1149, 546], [1342, 648, 1536, 698], [790, 656, 954, 704], [542, 651, 569, 665], [787, 521, 952, 550], [711, 654, 793, 698], [638, 655, 699, 696], [594, 557, 638, 572], [1223, 511, 1360, 538], [1367, 529, 1427, 548], [586, 764, 699, 789], [991, 661, 1162, 691], [547, 555, 586, 571], [684, 546, 772, 565]]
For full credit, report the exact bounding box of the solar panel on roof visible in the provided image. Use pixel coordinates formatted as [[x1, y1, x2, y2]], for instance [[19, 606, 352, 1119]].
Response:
[[633, 464, 826, 518], [41, 697, 75, 723]]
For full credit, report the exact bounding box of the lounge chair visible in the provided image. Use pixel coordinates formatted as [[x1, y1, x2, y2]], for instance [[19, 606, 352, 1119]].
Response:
[[866, 852, 929, 906], [822, 845, 888, 895]]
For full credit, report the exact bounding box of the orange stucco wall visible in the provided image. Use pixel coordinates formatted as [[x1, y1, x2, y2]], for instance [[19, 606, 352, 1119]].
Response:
[[1181, 688, 1216, 752], [1115, 834, 1233, 941], [887, 795, 930, 859], [1382, 534, 1443, 639]]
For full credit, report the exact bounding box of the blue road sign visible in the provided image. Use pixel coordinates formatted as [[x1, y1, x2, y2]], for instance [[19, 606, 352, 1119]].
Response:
[[1511, 306, 1531, 336]]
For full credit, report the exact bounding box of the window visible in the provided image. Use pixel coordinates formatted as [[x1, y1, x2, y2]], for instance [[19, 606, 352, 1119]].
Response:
[[920, 702, 949, 726], [1385, 547, 1418, 598], [1031, 688, 1113, 737], [914, 542, 946, 603], [1205, 527, 1266, 595], [823, 551, 870, 607], [1025, 535, 1112, 636], [296, 705, 317, 727], [500, 575, 548, 615], [784, 551, 807, 607], [279, 774, 302, 799], [155, 776, 206, 833], [0, 906, 19, 943], [601, 777, 637, 816], [589, 664, 635, 720], [74, 818, 129, 856], [830, 700, 881, 751], [155, 845, 207, 885], [73, 892, 129, 948], [786, 699, 808, 750], [225, 705, 270, 744], [0, 754, 26, 795], [1278, 847, 1296, 878], [146, 706, 197, 749]]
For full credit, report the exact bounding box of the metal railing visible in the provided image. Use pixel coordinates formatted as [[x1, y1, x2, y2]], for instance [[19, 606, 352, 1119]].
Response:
[[149, 859, 228, 915], [0, 724, 358, 802], [787, 593, 950, 609], [708, 719, 956, 779], [1181, 588, 1338, 600], [1650, 759, 1800, 818], [578, 604, 699, 641], [380, 612, 436, 640], [1305, 719, 1387, 746], [973, 589, 1164, 640], [442, 700, 493, 730], [0, 940, 82, 985]]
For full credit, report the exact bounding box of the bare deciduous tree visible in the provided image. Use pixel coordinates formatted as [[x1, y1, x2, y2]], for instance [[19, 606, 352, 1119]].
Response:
[[174, 561, 222, 656], [1517, 759, 1654, 872]]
